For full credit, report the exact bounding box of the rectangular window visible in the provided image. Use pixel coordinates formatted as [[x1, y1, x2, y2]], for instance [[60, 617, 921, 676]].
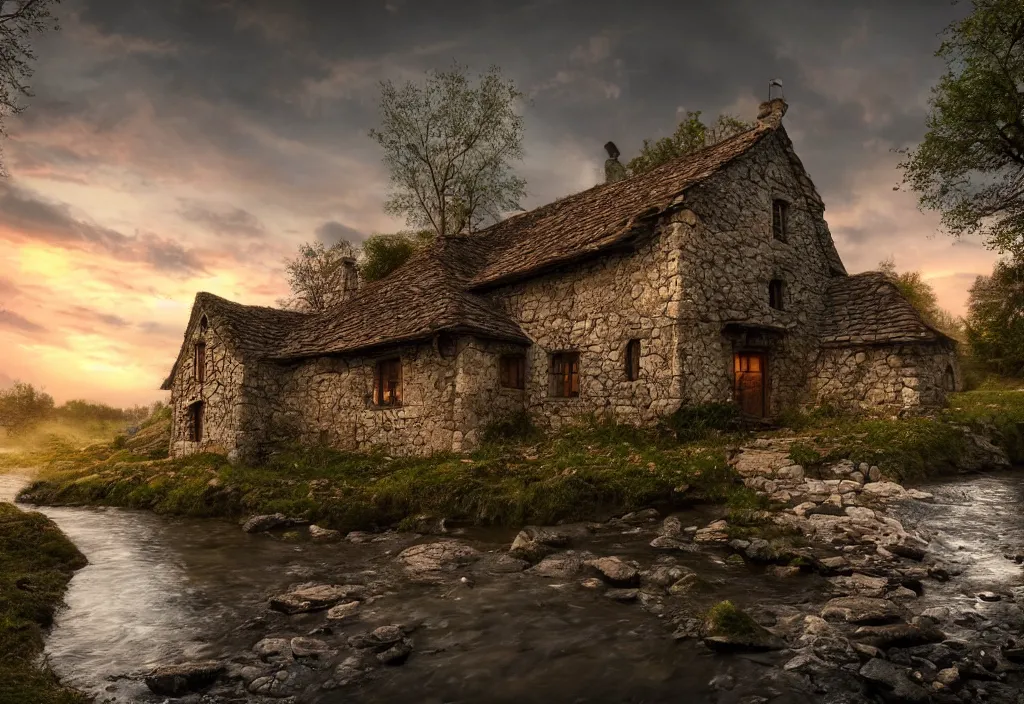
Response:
[[769, 279, 785, 311], [189, 401, 204, 442], [499, 354, 526, 389], [373, 358, 403, 407], [772, 200, 788, 242], [625, 339, 641, 381], [194, 342, 206, 383], [549, 352, 580, 398]]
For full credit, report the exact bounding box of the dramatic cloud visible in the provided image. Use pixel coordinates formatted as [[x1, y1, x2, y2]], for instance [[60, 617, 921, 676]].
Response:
[[315, 220, 365, 245], [178, 200, 268, 238], [0, 0, 996, 405]]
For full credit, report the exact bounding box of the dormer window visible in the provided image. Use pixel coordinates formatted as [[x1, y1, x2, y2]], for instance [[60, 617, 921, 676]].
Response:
[[769, 279, 785, 311], [772, 200, 788, 242]]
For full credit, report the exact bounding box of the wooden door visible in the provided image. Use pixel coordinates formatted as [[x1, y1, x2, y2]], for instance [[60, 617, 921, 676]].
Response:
[[733, 352, 766, 417]]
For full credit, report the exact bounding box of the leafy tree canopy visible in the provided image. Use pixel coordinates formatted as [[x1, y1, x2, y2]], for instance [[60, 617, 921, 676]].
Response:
[[627, 111, 753, 176], [369, 62, 526, 237], [898, 0, 1024, 255], [279, 240, 358, 312], [878, 258, 965, 341], [359, 230, 434, 283], [966, 257, 1024, 373]]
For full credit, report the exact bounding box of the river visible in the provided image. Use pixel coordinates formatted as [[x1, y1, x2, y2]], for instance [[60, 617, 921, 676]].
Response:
[[2, 471, 1023, 703]]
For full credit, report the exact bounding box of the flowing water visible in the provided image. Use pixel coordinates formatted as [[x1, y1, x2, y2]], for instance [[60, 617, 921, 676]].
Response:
[[3, 470, 1024, 703]]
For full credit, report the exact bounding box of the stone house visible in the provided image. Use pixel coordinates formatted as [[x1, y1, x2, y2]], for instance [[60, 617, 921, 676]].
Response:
[[160, 98, 959, 461]]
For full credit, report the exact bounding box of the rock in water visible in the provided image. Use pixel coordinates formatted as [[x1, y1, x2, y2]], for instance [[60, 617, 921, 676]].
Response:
[[820, 597, 902, 625], [509, 526, 570, 562], [269, 584, 365, 614], [290, 637, 333, 658], [309, 524, 342, 542], [701, 601, 784, 652], [859, 658, 930, 703], [326, 600, 361, 622], [242, 513, 297, 533], [145, 661, 224, 696], [852, 622, 945, 649], [585, 556, 639, 586], [397, 540, 480, 573], [527, 551, 592, 579]]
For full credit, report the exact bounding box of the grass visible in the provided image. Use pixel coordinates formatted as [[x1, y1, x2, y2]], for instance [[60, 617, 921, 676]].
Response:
[[0, 503, 90, 704], [15, 409, 765, 532]]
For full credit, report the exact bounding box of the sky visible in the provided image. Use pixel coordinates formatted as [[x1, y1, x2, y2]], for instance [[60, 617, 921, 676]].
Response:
[[0, 0, 1001, 407]]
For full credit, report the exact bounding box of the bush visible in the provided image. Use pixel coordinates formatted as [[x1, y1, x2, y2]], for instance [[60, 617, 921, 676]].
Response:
[[359, 230, 434, 283], [0, 382, 54, 435], [663, 403, 741, 442], [481, 410, 541, 445]]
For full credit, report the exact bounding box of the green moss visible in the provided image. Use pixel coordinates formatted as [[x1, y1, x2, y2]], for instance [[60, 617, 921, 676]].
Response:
[[703, 600, 769, 642], [0, 503, 90, 704], [787, 441, 823, 468]]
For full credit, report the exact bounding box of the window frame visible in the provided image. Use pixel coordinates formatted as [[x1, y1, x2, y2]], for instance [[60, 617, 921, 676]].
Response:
[[772, 199, 789, 242], [189, 401, 204, 443], [768, 279, 786, 311], [549, 351, 581, 398], [625, 339, 641, 381], [194, 341, 206, 384], [373, 357, 403, 407], [499, 354, 527, 390]]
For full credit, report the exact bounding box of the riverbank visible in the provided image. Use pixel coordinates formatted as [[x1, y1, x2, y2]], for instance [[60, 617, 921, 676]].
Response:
[[8, 391, 1024, 534], [0, 502, 90, 704]]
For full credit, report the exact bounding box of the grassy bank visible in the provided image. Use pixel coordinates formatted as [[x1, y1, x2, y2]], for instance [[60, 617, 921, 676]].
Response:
[[0, 503, 90, 704], [14, 390, 1024, 532], [16, 409, 766, 532]]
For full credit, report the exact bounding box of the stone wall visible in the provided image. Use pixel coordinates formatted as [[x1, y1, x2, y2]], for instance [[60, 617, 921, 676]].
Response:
[[485, 223, 684, 432], [808, 342, 960, 411], [674, 130, 840, 414], [169, 314, 246, 458]]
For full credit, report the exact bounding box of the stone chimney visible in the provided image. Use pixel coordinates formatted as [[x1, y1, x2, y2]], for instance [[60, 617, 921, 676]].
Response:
[[756, 98, 788, 129], [339, 256, 359, 302], [604, 141, 627, 183]]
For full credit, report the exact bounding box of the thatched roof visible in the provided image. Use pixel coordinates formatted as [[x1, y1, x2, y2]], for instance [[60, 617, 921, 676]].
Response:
[[821, 272, 954, 347]]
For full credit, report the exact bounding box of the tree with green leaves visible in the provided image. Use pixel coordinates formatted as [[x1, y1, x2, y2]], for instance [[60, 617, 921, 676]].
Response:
[[965, 257, 1024, 374], [898, 0, 1024, 255], [279, 240, 358, 312], [359, 230, 434, 283], [627, 111, 753, 176], [0, 0, 61, 176], [0, 381, 54, 434], [369, 63, 526, 238], [878, 258, 965, 340]]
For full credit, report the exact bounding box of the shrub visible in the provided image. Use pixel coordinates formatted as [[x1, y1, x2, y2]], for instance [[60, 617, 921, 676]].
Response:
[[481, 410, 541, 445], [663, 403, 741, 442]]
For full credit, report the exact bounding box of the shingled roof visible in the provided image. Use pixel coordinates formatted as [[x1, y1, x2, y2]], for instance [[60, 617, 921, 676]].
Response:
[[820, 272, 954, 347], [161, 98, 856, 380], [160, 293, 310, 389]]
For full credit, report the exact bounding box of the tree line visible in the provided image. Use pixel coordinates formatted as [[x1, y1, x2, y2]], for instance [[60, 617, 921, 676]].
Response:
[[0, 382, 163, 435]]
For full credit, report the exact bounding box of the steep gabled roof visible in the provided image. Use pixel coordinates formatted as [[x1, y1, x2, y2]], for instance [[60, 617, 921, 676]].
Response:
[[270, 239, 530, 360], [821, 272, 954, 346], [159, 293, 309, 389]]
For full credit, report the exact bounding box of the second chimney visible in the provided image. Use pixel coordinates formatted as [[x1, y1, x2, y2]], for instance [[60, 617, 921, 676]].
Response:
[[604, 141, 627, 183]]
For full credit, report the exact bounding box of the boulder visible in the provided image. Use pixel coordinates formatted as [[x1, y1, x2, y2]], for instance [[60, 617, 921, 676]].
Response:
[[828, 573, 889, 598], [309, 524, 342, 542], [619, 508, 660, 524], [853, 622, 945, 649], [242, 514, 300, 533], [820, 597, 902, 625], [325, 600, 360, 622], [701, 601, 784, 652], [649, 535, 699, 551], [270, 584, 365, 614], [290, 637, 332, 658], [253, 637, 292, 660], [585, 557, 639, 586], [861, 482, 907, 500], [509, 526, 570, 562], [474, 553, 530, 574], [859, 658, 930, 703], [660, 516, 683, 536], [527, 551, 592, 579], [668, 573, 713, 596], [694, 520, 730, 544], [348, 624, 413, 664], [397, 540, 480, 573], [145, 661, 224, 696], [889, 544, 926, 561], [605, 588, 639, 602]]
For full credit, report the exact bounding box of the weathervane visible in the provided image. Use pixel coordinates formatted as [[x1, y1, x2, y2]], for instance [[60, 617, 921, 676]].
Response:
[[768, 78, 784, 101]]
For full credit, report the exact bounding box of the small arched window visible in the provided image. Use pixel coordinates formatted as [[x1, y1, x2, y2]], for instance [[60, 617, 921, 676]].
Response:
[[189, 401, 204, 442], [198, 315, 208, 333], [772, 200, 788, 242], [625, 339, 641, 381], [769, 279, 785, 311]]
